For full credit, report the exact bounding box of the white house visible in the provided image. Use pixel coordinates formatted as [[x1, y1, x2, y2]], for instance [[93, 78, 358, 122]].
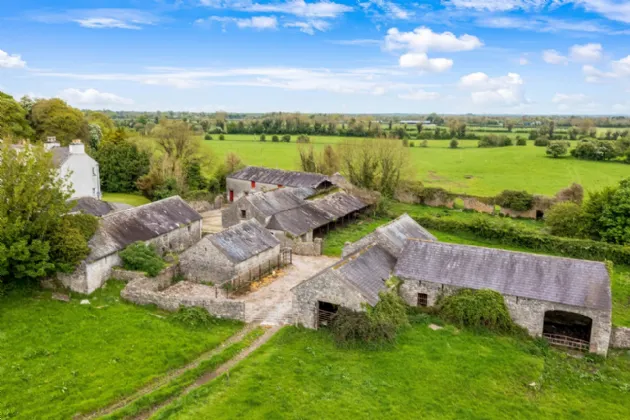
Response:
[[47, 138, 101, 199]]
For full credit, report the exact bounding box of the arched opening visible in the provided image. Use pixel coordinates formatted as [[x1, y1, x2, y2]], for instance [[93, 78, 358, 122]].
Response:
[[543, 310, 592, 351]]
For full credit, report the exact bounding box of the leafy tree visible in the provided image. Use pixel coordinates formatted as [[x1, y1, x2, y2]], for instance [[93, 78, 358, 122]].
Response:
[[215, 153, 245, 191], [494, 190, 534, 211], [88, 123, 103, 150], [571, 140, 619, 161], [260, 134, 266, 142], [95, 140, 150, 192], [271, 135, 279, 142], [0, 91, 34, 140], [86, 111, 115, 134], [546, 141, 569, 158], [449, 139, 459, 149], [545, 202, 585, 237], [516, 137, 527, 146], [31, 98, 88, 144], [281, 134, 291, 142], [582, 179, 630, 244]]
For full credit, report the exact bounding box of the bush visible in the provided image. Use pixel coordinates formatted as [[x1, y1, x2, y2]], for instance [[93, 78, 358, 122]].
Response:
[[439, 289, 517, 332], [545, 201, 585, 237], [204, 133, 213, 140], [219, 134, 225, 141], [571, 140, 619, 161], [409, 141, 415, 147], [478, 134, 512, 148], [409, 214, 630, 265], [420, 139, 429, 148], [449, 139, 459, 149], [170, 306, 218, 328], [331, 291, 409, 347], [546, 141, 569, 158], [516, 137, 527, 146], [271, 135, 279, 142], [297, 135, 310, 144], [119, 242, 166, 277], [534, 137, 550, 147], [281, 134, 291, 142], [259, 134, 266, 142], [494, 190, 534, 211]]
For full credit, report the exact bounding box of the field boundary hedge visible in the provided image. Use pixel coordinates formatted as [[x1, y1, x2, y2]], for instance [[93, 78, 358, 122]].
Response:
[[411, 215, 630, 265]]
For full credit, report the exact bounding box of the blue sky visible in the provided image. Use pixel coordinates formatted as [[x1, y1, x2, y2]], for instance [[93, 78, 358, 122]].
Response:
[[2, 0, 630, 114]]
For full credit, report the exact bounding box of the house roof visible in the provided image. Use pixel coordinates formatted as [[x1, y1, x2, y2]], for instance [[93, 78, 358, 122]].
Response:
[[395, 240, 612, 311], [51, 147, 70, 166], [209, 219, 280, 263], [375, 214, 436, 254], [70, 197, 115, 217], [245, 188, 314, 217], [309, 192, 367, 219], [87, 196, 202, 262], [229, 166, 332, 189]]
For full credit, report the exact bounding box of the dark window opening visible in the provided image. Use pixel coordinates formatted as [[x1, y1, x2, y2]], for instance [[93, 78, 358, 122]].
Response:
[[536, 210, 544, 220], [240, 209, 247, 219], [251, 180, 256, 188], [229, 190, 234, 202], [417, 293, 428, 307], [317, 301, 338, 329], [543, 310, 592, 351]]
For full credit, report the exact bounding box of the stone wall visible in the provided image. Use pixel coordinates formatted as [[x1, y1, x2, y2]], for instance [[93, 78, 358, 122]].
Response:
[[179, 237, 236, 285], [272, 231, 322, 256], [111, 264, 179, 285], [399, 278, 612, 356], [148, 221, 202, 256], [226, 178, 281, 202], [611, 327, 630, 349], [292, 269, 367, 329]]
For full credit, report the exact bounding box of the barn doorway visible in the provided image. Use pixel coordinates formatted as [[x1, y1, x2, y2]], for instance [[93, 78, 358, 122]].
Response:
[[317, 301, 338, 329], [543, 310, 592, 351], [536, 210, 544, 220], [417, 293, 428, 307]]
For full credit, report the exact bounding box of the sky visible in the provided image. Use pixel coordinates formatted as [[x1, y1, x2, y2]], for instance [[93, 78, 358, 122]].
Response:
[[2, 1, 630, 114]]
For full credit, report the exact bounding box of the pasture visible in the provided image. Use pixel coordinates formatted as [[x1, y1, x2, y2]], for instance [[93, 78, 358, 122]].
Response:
[[200, 135, 630, 196]]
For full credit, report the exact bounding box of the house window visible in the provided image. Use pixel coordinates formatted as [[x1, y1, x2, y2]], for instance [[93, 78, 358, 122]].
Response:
[[251, 180, 256, 188], [417, 293, 428, 307], [92, 167, 97, 176], [418, 280, 422, 286], [92, 188, 96, 196], [240, 209, 247, 219]]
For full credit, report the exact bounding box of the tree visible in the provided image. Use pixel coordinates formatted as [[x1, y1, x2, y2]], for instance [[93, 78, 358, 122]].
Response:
[[215, 153, 245, 191], [0, 144, 94, 284], [546, 141, 569, 158], [571, 140, 619, 161], [88, 124, 103, 150], [86, 112, 115, 134], [31, 98, 87, 144], [545, 202, 584, 237], [95, 140, 150, 192], [0, 91, 34, 141], [449, 139, 459, 149], [582, 179, 630, 244]]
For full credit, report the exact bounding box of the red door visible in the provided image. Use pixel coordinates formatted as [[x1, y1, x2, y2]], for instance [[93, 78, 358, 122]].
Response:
[[229, 190, 234, 202]]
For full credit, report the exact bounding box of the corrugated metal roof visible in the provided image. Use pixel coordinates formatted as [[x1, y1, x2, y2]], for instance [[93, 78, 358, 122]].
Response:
[[229, 166, 332, 189], [209, 219, 280, 263], [395, 240, 612, 311], [87, 196, 202, 262]]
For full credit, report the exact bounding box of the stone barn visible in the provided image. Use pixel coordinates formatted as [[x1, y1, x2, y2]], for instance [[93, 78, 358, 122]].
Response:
[[342, 213, 436, 258], [69, 196, 132, 217], [395, 240, 612, 355], [179, 219, 282, 286], [226, 166, 333, 202], [292, 244, 396, 329], [58, 196, 202, 294]]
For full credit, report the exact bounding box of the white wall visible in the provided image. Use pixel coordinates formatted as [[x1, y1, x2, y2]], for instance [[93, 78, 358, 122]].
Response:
[[60, 153, 101, 199]]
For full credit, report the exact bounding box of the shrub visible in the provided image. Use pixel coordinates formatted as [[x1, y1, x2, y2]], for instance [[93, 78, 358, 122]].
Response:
[[516, 137, 527, 146], [170, 306, 218, 328], [555, 182, 584, 204], [571, 140, 619, 161], [545, 201, 585, 237], [439, 289, 517, 332], [281, 134, 291, 142], [119, 242, 166, 277], [331, 290, 409, 347], [218, 134, 225, 141], [402, 138, 409, 147], [582, 178, 630, 244], [420, 139, 429, 148], [478, 134, 512, 148], [259, 134, 266, 142], [494, 190, 534, 211], [409, 141, 415, 147], [204, 133, 213, 140], [546, 141, 569, 158], [297, 134, 310, 144], [271, 135, 279, 142], [449, 139, 459, 149], [534, 137, 550, 147]]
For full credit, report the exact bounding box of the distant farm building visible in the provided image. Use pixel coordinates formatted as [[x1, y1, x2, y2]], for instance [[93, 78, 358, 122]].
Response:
[[226, 166, 333, 202], [59, 196, 202, 294], [69, 197, 132, 217]]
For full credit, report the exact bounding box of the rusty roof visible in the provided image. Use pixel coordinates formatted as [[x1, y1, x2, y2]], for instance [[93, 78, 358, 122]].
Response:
[[395, 240, 612, 311], [228, 166, 332, 189], [87, 196, 202, 262], [209, 219, 280, 263]]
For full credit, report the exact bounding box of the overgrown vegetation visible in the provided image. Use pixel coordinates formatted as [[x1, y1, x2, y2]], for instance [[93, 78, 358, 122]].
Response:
[[170, 306, 218, 328], [438, 289, 519, 333], [493, 189, 534, 211], [119, 242, 166, 277]]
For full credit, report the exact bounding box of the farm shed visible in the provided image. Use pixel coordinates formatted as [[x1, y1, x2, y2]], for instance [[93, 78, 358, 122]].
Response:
[[226, 166, 333, 202], [395, 240, 612, 355], [292, 244, 396, 329], [179, 219, 283, 286], [58, 196, 202, 294], [342, 213, 436, 258]]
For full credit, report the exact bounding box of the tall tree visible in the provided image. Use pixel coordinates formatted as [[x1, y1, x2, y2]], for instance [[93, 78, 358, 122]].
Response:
[[0, 91, 34, 141], [95, 140, 151, 193], [31, 98, 88, 144]]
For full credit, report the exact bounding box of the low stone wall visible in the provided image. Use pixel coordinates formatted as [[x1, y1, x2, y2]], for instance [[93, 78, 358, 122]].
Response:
[[292, 238, 323, 256], [611, 327, 630, 349], [111, 265, 178, 286]]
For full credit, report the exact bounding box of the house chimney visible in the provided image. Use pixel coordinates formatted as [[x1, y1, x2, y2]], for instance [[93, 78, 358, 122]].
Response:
[[44, 136, 60, 150], [69, 139, 85, 154]]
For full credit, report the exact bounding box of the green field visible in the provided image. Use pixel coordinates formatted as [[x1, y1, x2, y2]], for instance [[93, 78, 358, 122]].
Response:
[[102, 192, 151, 206], [153, 326, 630, 419], [200, 135, 630, 196], [0, 281, 242, 419]]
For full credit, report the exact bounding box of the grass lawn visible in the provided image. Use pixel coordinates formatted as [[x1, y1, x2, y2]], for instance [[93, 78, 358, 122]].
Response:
[[198, 135, 630, 196], [102, 192, 151, 207], [153, 326, 630, 419], [0, 281, 242, 419]]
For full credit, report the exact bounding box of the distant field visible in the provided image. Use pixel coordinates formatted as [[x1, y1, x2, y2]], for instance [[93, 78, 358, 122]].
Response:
[[201, 136, 630, 196], [102, 192, 151, 207]]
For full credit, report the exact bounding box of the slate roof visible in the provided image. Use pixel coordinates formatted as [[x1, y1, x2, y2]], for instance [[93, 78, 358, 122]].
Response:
[[51, 147, 71, 166], [229, 166, 332, 189], [310, 192, 367, 219], [246, 188, 314, 217], [395, 240, 612, 311], [70, 197, 115, 217], [87, 196, 202, 262], [376, 214, 436, 254], [209, 219, 280, 263]]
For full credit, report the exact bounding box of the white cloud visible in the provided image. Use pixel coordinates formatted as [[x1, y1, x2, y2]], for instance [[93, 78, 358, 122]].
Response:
[[459, 72, 527, 106], [203, 0, 353, 18], [74, 18, 142, 29], [399, 53, 453, 72], [199, 15, 278, 30], [582, 55, 630, 82], [59, 88, 134, 106], [552, 93, 589, 104], [385, 26, 483, 52], [398, 89, 441, 100], [284, 19, 330, 34], [577, 0, 630, 24], [32, 8, 158, 29], [569, 43, 603, 62], [542, 49, 568, 65], [445, 0, 549, 12], [477, 15, 612, 34], [359, 0, 414, 20], [0, 49, 26, 69]]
